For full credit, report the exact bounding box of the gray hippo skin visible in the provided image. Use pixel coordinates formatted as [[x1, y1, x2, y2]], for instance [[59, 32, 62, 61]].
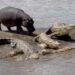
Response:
[[0, 7, 35, 33]]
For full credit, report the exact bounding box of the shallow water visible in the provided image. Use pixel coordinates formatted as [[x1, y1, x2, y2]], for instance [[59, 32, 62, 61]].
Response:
[[0, 50, 75, 75]]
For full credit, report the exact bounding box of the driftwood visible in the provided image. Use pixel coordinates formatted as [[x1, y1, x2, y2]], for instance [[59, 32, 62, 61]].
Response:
[[0, 38, 39, 59], [35, 33, 60, 49], [39, 46, 75, 55], [46, 22, 75, 37], [9, 38, 39, 59]]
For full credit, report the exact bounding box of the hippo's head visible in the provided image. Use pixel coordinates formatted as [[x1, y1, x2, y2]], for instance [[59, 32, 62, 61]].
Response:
[[23, 19, 35, 33]]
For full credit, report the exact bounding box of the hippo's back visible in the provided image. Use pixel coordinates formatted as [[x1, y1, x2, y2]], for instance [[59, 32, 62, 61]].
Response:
[[0, 7, 21, 21]]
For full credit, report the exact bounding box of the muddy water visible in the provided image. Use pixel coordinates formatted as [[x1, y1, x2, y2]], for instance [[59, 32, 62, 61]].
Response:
[[0, 50, 75, 75]]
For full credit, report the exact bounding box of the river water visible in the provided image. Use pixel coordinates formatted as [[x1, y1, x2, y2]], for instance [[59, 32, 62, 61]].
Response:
[[0, 0, 75, 75], [0, 0, 75, 28], [1, 50, 75, 75]]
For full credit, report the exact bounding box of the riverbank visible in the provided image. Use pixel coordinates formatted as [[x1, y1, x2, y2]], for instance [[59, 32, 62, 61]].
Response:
[[0, 28, 74, 61]]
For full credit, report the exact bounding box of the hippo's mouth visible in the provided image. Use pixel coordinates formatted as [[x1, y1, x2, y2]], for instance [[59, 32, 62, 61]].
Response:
[[27, 27, 35, 33]]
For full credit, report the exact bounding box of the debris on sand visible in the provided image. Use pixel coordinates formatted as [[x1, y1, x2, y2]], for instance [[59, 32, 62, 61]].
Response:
[[35, 33, 60, 49], [46, 22, 75, 37], [9, 38, 39, 59], [39, 46, 75, 55], [0, 23, 74, 61], [0, 38, 39, 60]]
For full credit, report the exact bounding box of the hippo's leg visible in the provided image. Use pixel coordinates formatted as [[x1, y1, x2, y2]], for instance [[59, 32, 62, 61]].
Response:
[[7, 27, 12, 31], [0, 23, 2, 30], [17, 26, 23, 33], [16, 19, 23, 33]]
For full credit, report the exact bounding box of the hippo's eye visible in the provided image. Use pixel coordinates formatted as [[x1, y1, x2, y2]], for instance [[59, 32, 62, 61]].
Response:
[[23, 19, 26, 21], [23, 19, 29, 23]]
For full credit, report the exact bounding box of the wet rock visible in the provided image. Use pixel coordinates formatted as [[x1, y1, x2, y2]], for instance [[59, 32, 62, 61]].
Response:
[[35, 33, 60, 49]]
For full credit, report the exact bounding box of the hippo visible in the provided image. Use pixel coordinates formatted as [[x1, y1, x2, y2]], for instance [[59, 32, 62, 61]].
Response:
[[0, 7, 35, 33]]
